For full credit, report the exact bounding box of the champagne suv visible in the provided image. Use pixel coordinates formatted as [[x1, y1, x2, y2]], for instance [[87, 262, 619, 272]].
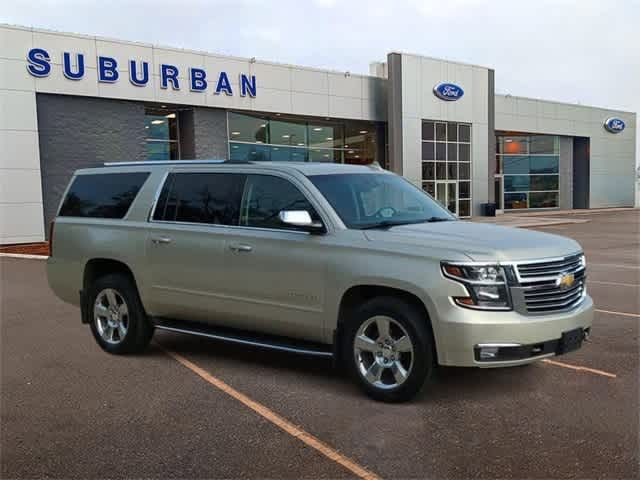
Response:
[[47, 161, 593, 402]]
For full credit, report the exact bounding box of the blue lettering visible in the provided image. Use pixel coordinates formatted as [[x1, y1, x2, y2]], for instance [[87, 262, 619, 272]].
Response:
[[160, 64, 180, 90], [129, 60, 149, 86], [240, 74, 256, 97], [62, 52, 85, 80], [98, 56, 119, 83], [26, 48, 51, 77], [190, 68, 207, 92], [215, 71, 233, 96]]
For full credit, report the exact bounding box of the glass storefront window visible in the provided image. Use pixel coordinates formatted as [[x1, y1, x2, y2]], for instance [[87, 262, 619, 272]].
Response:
[[497, 134, 560, 209], [145, 109, 179, 160], [229, 113, 268, 143], [529, 135, 559, 154], [421, 120, 472, 217], [422, 142, 435, 160], [530, 192, 559, 208], [270, 119, 307, 147], [227, 112, 378, 165]]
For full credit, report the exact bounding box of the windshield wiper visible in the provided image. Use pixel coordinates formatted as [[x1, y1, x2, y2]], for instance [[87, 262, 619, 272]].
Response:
[[358, 217, 452, 230], [424, 216, 453, 222]]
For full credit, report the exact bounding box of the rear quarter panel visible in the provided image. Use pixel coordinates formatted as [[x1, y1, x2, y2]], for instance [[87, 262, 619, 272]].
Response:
[[46, 168, 164, 309]]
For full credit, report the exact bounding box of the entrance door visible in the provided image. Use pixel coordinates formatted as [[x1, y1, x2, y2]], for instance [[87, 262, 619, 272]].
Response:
[[436, 181, 458, 215]]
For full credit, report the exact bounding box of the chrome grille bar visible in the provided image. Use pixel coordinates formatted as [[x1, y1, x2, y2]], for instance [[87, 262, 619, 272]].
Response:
[[514, 253, 586, 314]]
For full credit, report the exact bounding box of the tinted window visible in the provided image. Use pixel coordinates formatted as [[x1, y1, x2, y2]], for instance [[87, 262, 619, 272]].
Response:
[[240, 175, 320, 229], [59, 172, 149, 218], [153, 173, 245, 225]]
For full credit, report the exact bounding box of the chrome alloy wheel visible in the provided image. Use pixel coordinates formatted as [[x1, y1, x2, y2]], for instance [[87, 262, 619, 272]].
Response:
[[353, 315, 414, 390], [94, 288, 129, 345]]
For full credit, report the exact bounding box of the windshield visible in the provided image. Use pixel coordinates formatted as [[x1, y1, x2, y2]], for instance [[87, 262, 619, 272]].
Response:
[[309, 173, 455, 229]]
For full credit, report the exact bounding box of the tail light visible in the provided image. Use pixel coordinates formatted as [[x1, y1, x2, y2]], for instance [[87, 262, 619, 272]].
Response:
[[48, 220, 55, 256]]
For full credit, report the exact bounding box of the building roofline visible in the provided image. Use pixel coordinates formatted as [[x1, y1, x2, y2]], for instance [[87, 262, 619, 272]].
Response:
[[387, 51, 494, 71], [0, 23, 380, 80], [496, 92, 637, 116]]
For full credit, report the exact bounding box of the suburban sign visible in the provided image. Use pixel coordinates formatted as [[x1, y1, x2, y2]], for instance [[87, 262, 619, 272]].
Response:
[[603, 117, 625, 134], [433, 82, 464, 101], [26, 47, 257, 97]]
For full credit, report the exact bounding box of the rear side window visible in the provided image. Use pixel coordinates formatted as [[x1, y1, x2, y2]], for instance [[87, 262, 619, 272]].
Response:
[[59, 172, 149, 218], [153, 173, 245, 225], [240, 174, 321, 229]]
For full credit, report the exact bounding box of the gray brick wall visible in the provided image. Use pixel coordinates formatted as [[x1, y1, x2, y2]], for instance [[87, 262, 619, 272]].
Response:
[[192, 107, 228, 159], [36, 93, 146, 237]]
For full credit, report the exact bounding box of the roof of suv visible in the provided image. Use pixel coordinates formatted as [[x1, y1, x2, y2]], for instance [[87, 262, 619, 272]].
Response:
[[100, 160, 387, 177]]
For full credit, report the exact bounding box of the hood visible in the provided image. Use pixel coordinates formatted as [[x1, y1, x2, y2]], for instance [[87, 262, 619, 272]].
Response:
[[363, 220, 582, 262]]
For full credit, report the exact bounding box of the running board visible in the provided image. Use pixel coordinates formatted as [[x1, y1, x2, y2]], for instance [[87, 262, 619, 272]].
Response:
[[152, 318, 333, 358]]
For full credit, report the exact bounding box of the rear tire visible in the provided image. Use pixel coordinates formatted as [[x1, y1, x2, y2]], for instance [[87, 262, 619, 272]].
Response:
[[341, 296, 435, 402], [88, 273, 153, 354]]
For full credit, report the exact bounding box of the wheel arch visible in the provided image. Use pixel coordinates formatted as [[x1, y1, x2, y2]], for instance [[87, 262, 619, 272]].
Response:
[[334, 284, 440, 365], [81, 258, 141, 324]]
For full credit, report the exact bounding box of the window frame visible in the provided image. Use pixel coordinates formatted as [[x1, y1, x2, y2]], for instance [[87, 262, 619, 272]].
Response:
[[149, 171, 246, 226], [58, 171, 150, 219], [149, 169, 332, 234], [238, 173, 324, 232], [145, 108, 181, 161]]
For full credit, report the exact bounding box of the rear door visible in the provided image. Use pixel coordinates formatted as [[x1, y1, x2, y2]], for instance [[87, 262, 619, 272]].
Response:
[[144, 170, 246, 325]]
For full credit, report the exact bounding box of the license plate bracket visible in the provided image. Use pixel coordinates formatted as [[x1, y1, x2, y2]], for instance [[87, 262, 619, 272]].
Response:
[[558, 327, 584, 354]]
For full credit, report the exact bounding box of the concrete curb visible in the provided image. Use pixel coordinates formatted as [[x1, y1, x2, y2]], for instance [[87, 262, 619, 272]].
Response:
[[0, 253, 49, 260]]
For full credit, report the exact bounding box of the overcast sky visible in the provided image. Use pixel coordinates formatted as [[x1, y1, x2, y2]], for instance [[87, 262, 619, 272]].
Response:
[[3, 0, 639, 165]]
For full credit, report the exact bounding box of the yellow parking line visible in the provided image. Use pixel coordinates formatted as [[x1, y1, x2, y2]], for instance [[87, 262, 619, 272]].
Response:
[[595, 308, 640, 318], [542, 359, 617, 378], [588, 280, 639, 288], [159, 344, 381, 480]]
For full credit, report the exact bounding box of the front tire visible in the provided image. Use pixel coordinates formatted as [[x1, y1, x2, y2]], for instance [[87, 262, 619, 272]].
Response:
[[88, 273, 153, 354], [342, 297, 435, 402]]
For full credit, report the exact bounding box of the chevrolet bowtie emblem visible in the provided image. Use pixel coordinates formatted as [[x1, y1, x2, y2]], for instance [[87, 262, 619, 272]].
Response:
[[556, 272, 575, 290]]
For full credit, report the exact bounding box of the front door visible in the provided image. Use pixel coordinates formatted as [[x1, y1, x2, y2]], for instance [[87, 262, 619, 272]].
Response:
[[221, 173, 327, 342], [435, 180, 458, 215]]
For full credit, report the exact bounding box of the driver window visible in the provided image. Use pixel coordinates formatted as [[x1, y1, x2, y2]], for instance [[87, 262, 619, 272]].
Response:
[[240, 174, 321, 230]]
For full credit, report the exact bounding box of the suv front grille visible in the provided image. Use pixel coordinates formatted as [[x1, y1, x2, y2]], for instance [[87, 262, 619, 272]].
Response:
[[514, 254, 586, 314]]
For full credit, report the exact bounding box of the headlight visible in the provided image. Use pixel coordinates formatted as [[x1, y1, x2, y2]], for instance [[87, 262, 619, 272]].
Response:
[[441, 262, 512, 310]]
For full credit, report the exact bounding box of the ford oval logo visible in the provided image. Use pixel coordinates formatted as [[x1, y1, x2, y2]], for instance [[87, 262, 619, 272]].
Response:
[[604, 117, 625, 133], [433, 83, 464, 101]]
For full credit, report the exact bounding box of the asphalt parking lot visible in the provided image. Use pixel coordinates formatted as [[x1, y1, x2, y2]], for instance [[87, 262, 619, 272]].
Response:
[[1, 210, 638, 479]]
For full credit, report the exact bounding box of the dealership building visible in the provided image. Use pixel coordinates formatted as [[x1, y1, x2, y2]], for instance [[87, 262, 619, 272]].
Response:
[[0, 24, 637, 245]]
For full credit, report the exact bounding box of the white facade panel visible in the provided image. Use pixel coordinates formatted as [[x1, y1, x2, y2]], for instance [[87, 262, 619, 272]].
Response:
[[329, 95, 362, 120], [291, 91, 328, 117], [496, 94, 636, 208], [0, 204, 46, 244], [0, 130, 41, 170], [0, 58, 37, 91], [291, 68, 329, 95]]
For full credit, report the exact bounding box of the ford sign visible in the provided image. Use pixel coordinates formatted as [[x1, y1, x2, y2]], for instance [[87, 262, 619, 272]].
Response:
[[604, 117, 625, 134], [433, 83, 464, 101]]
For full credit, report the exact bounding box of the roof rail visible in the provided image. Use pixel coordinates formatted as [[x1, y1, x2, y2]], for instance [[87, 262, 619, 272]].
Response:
[[103, 160, 234, 167]]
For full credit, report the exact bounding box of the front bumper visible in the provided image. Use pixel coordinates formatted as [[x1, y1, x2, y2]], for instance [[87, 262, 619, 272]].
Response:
[[434, 295, 594, 367]]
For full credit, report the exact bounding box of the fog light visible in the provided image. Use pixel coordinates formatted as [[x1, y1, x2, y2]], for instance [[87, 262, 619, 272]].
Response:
[[479, 346, 499, 360]]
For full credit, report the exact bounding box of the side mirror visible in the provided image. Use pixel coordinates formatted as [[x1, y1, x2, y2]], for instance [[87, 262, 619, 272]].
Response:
[[278, 210, 325, 233]]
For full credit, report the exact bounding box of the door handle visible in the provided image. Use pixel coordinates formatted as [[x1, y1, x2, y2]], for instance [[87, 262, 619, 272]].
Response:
[[151, 236, 172, 245], [228, 243, 252, 253]]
